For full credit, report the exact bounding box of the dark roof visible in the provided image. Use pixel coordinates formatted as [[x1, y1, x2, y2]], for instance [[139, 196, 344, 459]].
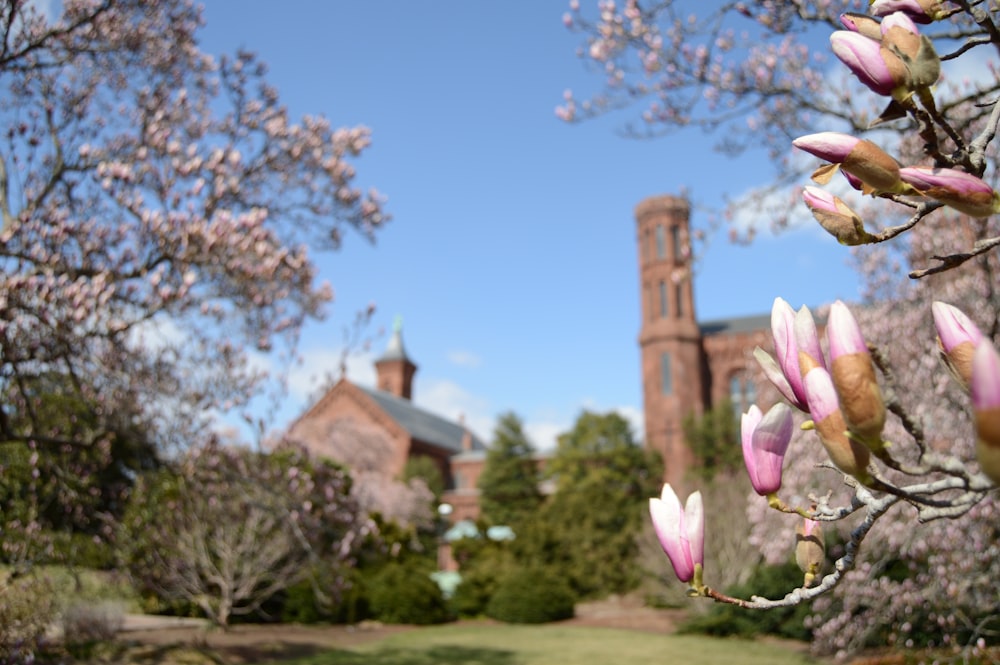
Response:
[[357, 385, 487, 454], [698, 313, 771, 336]]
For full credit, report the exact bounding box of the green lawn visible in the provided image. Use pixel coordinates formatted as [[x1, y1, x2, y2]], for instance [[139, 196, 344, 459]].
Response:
[[274, 623, 822, 665]]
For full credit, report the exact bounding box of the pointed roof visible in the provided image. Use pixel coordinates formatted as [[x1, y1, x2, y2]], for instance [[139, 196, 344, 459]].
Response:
[[356, 384, 487, 454], [378, 315, 412, 363]]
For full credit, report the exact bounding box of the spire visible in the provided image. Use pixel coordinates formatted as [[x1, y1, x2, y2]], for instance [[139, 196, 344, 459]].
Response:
[[379, 315, 410, 362], [375, 315, 417, 399]]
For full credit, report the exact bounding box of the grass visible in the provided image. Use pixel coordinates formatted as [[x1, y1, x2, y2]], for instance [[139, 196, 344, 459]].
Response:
[[273, 622, 821, 665]]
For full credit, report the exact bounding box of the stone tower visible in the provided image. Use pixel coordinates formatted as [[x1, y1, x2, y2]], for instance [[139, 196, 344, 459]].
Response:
[[635, 195, 704, 487], [374, 317, 417, 400]]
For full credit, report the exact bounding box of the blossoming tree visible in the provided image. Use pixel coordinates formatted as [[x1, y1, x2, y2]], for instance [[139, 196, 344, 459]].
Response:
[[0, 0, 386, 552], [566, 1, 1000, 660]]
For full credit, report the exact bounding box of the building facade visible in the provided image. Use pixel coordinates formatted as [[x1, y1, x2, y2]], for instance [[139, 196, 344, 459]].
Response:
[[636, 195, 771, 487], [287, 322, 488, 523], [290, 194, 779, 525]]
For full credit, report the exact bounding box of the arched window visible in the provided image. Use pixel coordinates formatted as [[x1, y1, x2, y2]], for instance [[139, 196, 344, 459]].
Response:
[[729, 372, 756, 414], [671, 224, 682, 261], [661, 353, 673, 395], [659, 280, 668, 318], [655, 225, 666, 259]]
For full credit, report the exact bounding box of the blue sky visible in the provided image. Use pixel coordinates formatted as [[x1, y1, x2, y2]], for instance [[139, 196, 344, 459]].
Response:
[[199, 2, 863, 449]]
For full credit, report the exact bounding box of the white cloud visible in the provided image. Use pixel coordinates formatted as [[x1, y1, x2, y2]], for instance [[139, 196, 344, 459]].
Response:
[[446, 349, 483, 369], [524, 419, 565, 452], [284, 347, 376, 402]]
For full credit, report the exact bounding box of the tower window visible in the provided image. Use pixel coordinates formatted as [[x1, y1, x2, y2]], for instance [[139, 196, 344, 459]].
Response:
[[661, 352, 673, 395], [675, 282, 683, 318], [655, 225, 665, 259], [671, 225, 682, 261], [729, 372, 757, 414], [659, 280, 668, 318], [646, 282, 654, 321]]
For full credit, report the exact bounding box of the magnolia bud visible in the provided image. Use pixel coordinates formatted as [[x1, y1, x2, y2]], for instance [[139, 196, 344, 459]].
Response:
[[795, 519, 825, 587], [803, 367, 873, 482], [828, 301, 886, 451], [932, 301, 983, 390], [898, 166, 1000, 218], [972, 342, 1000, 485]]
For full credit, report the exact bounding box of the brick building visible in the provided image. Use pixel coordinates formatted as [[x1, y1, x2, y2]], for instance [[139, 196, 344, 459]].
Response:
[[290, 194, 775, 521], [635, 194, 770, 487], [286, 321, 488, 523]]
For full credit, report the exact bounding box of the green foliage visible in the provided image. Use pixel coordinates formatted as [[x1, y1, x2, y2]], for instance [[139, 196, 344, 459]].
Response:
[[477, 412, 542, 529], [120, 442, 364, 626], [682, 399, 743, 480], [449, 543, 515, 618], [0, 573, 59, 663], [403, 455, 446, 500], [278, 567, 373, 625], [0, 372, 159, 538], [368, 561, 452, 625], [485, 567, 575, 624], [678, 562, 812, 641], [512, 410, 661, 599]]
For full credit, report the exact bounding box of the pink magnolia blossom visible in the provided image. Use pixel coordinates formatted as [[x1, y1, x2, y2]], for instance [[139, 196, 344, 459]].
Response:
[[755, 297, 809, 411], [741, 403, 794, 496], [649, 484, 704, 584], [830, 30, 900, 96]]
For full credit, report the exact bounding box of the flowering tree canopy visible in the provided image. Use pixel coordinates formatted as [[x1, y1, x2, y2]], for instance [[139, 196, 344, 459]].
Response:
[[0, 0, 385, 483], [567, 1, 1000, 661]]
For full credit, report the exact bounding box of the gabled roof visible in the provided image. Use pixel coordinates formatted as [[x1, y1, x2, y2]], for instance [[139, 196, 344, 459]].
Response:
[[356, 385, 487, 454], [699, 312, 771, 335]]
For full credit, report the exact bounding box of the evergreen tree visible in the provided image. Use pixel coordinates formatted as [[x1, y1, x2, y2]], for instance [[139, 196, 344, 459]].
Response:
[[477, 412, 542, 529], [516, 410, 661, 598], [682, 399, 743, 481]]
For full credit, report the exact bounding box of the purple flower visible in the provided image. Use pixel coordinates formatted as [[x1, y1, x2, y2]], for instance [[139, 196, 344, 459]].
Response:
[[741, 403, 794, 496], [649, 484, 704, 584], [794, 304, 826, 375], [898, 166, 1000, 218], [830, 30, 899, 96], [771, 298, 808, 407], [932, 301, 984, 388]]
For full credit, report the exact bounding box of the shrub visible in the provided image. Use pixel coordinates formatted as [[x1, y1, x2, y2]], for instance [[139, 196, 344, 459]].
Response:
[[0, 574, 59, 663], [61, 601, 124, 658], [276, 568, 372, 625], [486, 567, 575, 624], [368, 562, 452, 625], [450, 546, 514, 618], [677, 562, 812, 641]]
